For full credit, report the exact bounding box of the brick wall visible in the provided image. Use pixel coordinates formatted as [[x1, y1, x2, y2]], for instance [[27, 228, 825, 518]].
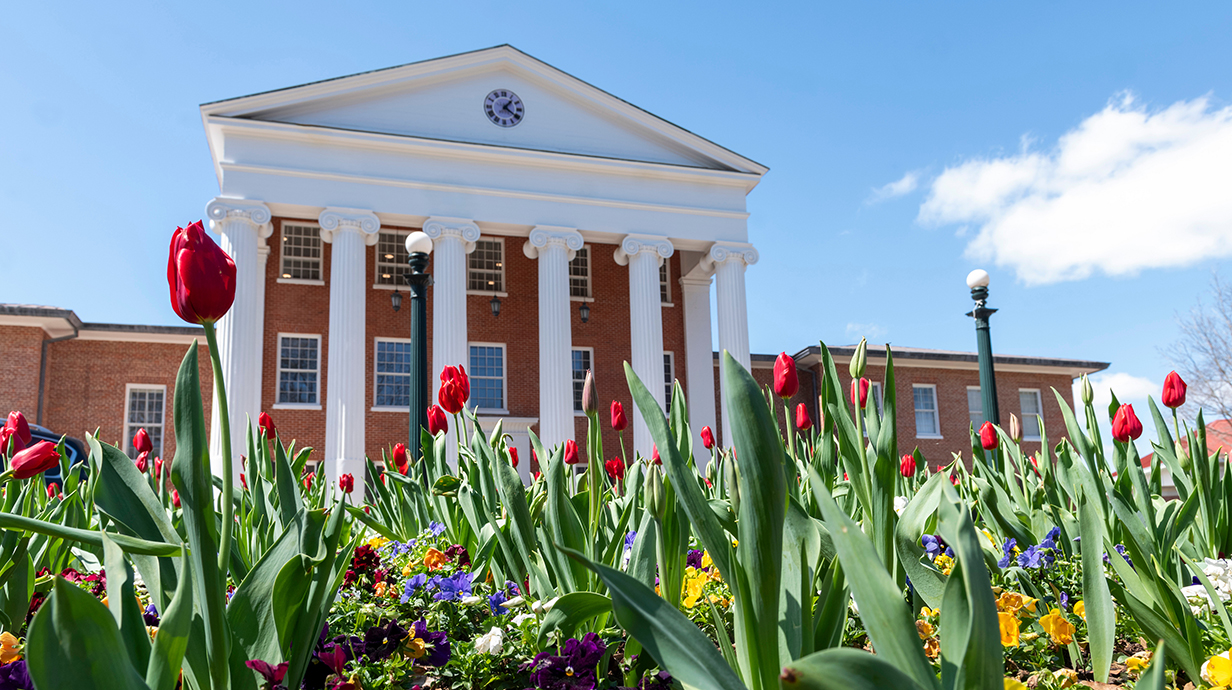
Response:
[[0, 326, 45, 421]]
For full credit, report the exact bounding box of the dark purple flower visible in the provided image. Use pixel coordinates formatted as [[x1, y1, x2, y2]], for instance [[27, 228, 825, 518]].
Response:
[[686, 549, 704, 570], [143, 602, 160, 626], [524, 633, 606, 689], [0, 660, 33, 690], [997, 538, 1017, 569], [409, 619, 450, 667], [489, 590, 509, 615], [1116, 544, 1134, 569], [639, 670, 674, 690], [245, 659, 288, 688], [921, 534, 952, 559], [444, 544, 471, 567], [505, 580, 521, 595], [1058, 592, 1069, 611], [363, 619, 407, 661]]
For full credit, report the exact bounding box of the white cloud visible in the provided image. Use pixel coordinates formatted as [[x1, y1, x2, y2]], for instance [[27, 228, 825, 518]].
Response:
[[1074, 372, 1158, 410], [867, 171, 921, 203], [919, 93, 1232, 285], [846, 322, 886, 340]]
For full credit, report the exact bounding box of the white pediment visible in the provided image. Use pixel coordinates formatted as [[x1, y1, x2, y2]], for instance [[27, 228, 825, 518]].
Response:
[[202, 46, 765, 174]]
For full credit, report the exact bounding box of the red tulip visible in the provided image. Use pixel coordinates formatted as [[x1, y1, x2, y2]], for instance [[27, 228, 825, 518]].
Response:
[[611, 401, 628, 432], [439, 365, 470, 414], [979, 421, 997, 450], [850, 378, 870, 409], [532, 449, 538, 469], [46, 483, 59, 499], [135, 451, 149, 474], [167, 220, 236, 325], [773, 352, 799, 399], [303, 472, 315, 490], [258, 412, 276, 439], [795, 403, 813, 431], [426, 405, 448, 436], [1162, 371, 1187, 409], [651, 444, 661, 465], [172, 490, 181, 508], [564, 439, 580, 465], [154, 455, 166, 479], [240, 472, 247, 490], [899, 453, 916, 477], [392, 443, 409, 474], [700, 425, 715, 450], [3, 411, 31, 452], [605, 458, 625, 483], [949, 473, 959, 486], [10, 441, 60, 480], [1112, 404, 1143, 443], [132, 428, 153, 456], [508, 447, 519, 468], [339, 473, 355, 494]]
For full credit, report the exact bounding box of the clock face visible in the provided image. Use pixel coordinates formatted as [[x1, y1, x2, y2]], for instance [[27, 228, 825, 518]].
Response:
[[484, 89, 524, 127]]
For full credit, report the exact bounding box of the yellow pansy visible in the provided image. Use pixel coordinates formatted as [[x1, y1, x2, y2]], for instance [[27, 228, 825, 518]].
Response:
[[1004, 678, 1027, 690], [683, 573, 707, 608], [996, 592, 1025, 613], [998, 612, 1020, 647], [1019, 596, 1038, 615], [0, 632, 21, 664], [374, 581, 387, 598], [1204, 650, 1232, 687], [1053, 668, 1078, 688], [916, 620, 934, 640], [1125, 652, 1150, 675], [402, 564, 414, 577], [1073, 600, 1085, 621], [1039, 608, 1075, 646], [423, 548, 447, 571], [934, 554, 954, 576], [404, 636, 426, 659], [366, 536, 389, 550], [920, 606, 939, 618], [701, 551, 713, 569], [923, 637, 940, 659]]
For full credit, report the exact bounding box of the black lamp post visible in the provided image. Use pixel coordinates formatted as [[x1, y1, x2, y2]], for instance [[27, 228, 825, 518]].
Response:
[[489, 294, 501, 318], [404, 231, 433, 485], [579, 302, 590, 323], [966, 269, 999, 427]]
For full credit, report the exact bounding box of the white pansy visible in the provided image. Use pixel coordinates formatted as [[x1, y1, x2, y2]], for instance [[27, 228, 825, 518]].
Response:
[[474, 626, 504, 655], [893, 496, 908, 516], [1202, 558, 1232, 594], [511, 612, 537, 626]]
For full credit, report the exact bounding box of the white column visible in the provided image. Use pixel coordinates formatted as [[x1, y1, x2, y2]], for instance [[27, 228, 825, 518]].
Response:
[[703, 242, 759, 448], [424, 217, 481, 465], [205, 198, 271, 484], [319, 208, 380, 500], [615, 234, 673, 459], [680, 269, 717, 467], [523, 226, 583, 450]]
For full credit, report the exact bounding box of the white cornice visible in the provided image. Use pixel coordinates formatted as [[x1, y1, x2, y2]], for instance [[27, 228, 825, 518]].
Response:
[[0, 314, 76, 338], [76, 329, 202, 345]]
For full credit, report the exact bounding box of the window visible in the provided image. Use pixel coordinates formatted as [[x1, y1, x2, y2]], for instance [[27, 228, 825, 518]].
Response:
[[468, 239, 504, 293], [124, 385, 165, 458], [279, 223, 322, 282], [1019, 389, 1043, 440], [469, 344, 506, 411], [376, 230, 411, 286], [663, 352, 675, 413], [913, 384, 941, 438], [277, 335, 320, 406], [861, 381, 885, 433], [659, 261, 671, 303], [571, 348, 593, 412], [967, 387, 985, 429], [569, 246, 591, 298], [374, 339, 412, 408]]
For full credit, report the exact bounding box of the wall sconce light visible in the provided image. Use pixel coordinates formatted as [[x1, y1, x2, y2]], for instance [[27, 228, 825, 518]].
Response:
[[490, 294, 502, 318], [579, 302, 590, 323]]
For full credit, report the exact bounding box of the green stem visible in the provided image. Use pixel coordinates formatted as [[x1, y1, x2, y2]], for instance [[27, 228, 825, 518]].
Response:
[[203, 322, 234, 578], [782, 400, 796, 464]]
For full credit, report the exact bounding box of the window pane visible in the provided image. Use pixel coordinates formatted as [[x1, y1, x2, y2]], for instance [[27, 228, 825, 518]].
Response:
[[659, 261, 670, 303], [663, 353, 674, 413], [280, 224, 321, 281], [913, 386, 939, 436], [125, 388, 164, 458], [375, 340, 412, 407], [1019, 390, 1043, 439], [967, 388, 984, 428], [569, 247, 590, 298], [572, 349, 592, 412], [469, 345, 505, 410], [279, 336, 319, 404], [468, 240, 504, 292], [376, 231, 411, 286]]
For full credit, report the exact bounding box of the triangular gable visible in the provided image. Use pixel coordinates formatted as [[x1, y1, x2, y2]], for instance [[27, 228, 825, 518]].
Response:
[[201, 45, 767, 175]]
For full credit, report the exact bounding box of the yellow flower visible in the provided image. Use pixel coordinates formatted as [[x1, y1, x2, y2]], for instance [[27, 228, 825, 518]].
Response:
[[1004, 678, 1027, 690], [920, 606, 939, 618], [423, 548, 447, 571], [1073, 600, 1085, 621], [996, 592, 1025, 613], [1125, 653, 1151, 675], [923, 637, 940, 658], [683, 572, 707, 608], [404, 637, 426, 659], [934, 554, 954, 575], [374, 581, 387, 598], [402, 564, 414, 577], [1053, 668, 1078, 688], [1039, 608, 1075, 646], [366, 536, 389, 549], [998, 612, 1020, 646], [0, 632, 21, 664], [916, 620, 934, 639], [701, 552, 713, 569], [1019, 596, 1038, 615], [1205, 650, 1232, 686]]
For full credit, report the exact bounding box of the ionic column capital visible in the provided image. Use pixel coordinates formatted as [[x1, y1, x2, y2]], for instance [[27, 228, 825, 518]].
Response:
[[319, 208, 381, 246], [614, 234, 674, 267], [205, 198, 272, 239], [424, 216, 481, 253], [702, 242, 759, 272], [523, 225, 583, 261]]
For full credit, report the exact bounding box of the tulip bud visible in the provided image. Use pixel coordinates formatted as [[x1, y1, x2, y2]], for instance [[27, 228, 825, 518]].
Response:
[[979, 421, 998, 450], [339, 473, 355, 494], [46, 483, 59, 499], [258, 412, 276, 439], [644, 464, 665, 520], [564, 439, 581, 465], [135, 451, 149, 474], [795, 403, 813, 431], [1162, 371, 1187, 409], [899, 453, 917, 477], [724, 459, 740, 516], [611, 401, 629, 432], [850, 377, 871, 409], [773, 353, 799, 399], [167, 220, 237, 324], [171, 490, 181, 508], [133, 428, 153, 456], [700, 425, 715, 450], [10, 441, 60, 480], [1081, 374, 1094, 406], [1111, 404, 1143, 443], [508, 447, 519, 468], [439, 365, 470, 414], [4, 411, 32, 450], [392, 443, 409, 474], [651, 444, 661, 465], [426, 405, 449, 436], [605, 458, 625, 483], [1009, 413, 1022, 443], [849, 338, 868, 379], [582, 370, 598, 415], [1176, 440, 1191, 472]]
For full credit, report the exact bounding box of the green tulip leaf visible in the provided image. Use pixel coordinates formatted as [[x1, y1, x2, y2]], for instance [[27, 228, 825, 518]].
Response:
[[1077, 489, 1115, 683], [537, 591, 612, 647], [781, 647, 928, 690], [146, 555, 194, 690]]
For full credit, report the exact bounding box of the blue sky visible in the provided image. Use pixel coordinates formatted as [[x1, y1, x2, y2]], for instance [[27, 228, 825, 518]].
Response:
[[3, 1, 1231, 445]]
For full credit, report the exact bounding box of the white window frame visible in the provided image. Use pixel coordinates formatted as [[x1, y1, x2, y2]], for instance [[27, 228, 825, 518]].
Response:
[[1019, 388, 1044, 441], [663, 351, 675, 413], [124, 384, 166, 458], [571, 346, 594, 415], [467, 237, 508, 296], [966, 386, 984, 429], [659, 260, 674, 306], [913, 384, 942, 439], [469, 342, 509, 414], [277, 222, 324, 285], [373, 228, 412, 289], [372, 337, 413, 411], [274, 333, 322, 410], [569, 244, 593, 301]]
